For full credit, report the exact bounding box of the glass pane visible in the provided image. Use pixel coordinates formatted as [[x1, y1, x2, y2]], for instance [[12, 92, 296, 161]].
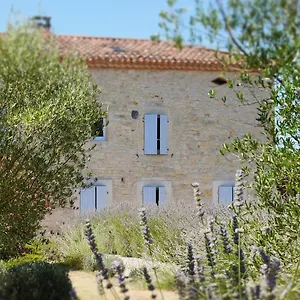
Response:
[[92, 118, 104, 137]]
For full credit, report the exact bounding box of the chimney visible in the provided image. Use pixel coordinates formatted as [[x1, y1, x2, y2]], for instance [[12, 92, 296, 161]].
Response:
[[31, 16, 51, 31]]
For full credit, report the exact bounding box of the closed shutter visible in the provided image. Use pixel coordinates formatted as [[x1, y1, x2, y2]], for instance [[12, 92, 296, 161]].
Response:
[[218, 186, 234, 206], [96, 185, 107, 210], [143, 186, 156, 204], [144, 114, 157, 154], [159, 114, 168, 154], [80, 187, 95, 212], [158, 186, 166, 205]]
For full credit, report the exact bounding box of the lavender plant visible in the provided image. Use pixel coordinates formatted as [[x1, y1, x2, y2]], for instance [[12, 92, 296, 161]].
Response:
[[84, 220, 121, 299]]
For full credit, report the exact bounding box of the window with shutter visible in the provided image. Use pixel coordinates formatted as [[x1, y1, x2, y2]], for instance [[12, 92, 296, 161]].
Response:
[[80, 185, 107, 212], [218, 185, 234, 206], [144, 114, 168, 155], [96, 185, 107, 210], [80, 187, 96, 212], [142, 186, 166, 206]]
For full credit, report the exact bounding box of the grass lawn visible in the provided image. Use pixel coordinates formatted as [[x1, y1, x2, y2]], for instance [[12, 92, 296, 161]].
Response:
[[69, 271, 178, 300]]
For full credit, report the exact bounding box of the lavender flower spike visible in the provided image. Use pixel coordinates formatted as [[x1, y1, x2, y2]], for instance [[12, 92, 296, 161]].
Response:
[[220, 223, 232, 254], [143, 267, 157, 299], [111, 261, 130, 299], [191, 182, 204, 218], [139, 208, 153, 246], [259, 248, 280, 293], [234, 170, 245, 207]]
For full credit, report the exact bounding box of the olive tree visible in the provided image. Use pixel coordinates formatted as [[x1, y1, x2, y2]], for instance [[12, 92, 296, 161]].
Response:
[[0, 23, 105, 257], [158, 0, 300, 206], [158, 0, 300, 281]]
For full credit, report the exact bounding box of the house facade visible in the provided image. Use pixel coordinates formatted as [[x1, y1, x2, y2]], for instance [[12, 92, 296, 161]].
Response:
[[45, 33, 263, 226]]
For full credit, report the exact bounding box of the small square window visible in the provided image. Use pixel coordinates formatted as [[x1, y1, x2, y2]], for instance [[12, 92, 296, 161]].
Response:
[[92, 117, 107, 141], [80, 185, 107, 212], [218, 185, 235, 206]]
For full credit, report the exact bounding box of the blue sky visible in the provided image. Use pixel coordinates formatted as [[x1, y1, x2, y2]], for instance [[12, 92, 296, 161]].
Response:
[[0, 0, 219, 48], [0, 0, 187, 38]]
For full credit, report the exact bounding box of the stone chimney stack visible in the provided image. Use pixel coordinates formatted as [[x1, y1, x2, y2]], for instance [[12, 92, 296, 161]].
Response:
[[31, 16, 51, 31]]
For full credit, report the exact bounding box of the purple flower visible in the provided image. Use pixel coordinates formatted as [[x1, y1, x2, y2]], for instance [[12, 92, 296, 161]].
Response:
[[139, 208, 153, 246], [220, 223, 232, 254]]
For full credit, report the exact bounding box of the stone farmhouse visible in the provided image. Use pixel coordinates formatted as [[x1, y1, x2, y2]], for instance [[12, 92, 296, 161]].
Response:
[[40, 19, 262, 224]]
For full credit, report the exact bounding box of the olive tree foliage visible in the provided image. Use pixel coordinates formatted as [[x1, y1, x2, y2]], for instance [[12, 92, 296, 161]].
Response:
[[0, 23, 105, 257], [158, 0, 300, 200], [158, 0, 300, 266]]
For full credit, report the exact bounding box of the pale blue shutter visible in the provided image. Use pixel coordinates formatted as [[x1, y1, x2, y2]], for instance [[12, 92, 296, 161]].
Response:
[[218, 186, 234, 206], [96, 185, 107, 210], [158, 186, 166, 205], [80, 187, 95, 212], [144, 114, 157, 154], [159, 115, 168, 154], [143, 186, 156, 204]]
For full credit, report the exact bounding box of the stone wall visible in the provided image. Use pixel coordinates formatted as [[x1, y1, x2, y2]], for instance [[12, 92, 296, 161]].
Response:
[[44, 68, 266, 229], [80, 69, 263, 205]]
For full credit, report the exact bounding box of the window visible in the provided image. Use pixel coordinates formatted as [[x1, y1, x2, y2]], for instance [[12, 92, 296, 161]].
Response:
[[143, 186, 166, 206], [80, 185, 107, 212], [218, 185, 235, 206], [92, 117, 107, 141], [144, 114, 168, 154]]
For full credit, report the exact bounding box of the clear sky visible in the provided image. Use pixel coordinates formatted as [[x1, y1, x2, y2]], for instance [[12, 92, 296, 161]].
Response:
[[0, 0, 219, 48], [0, 0, 186, 38]]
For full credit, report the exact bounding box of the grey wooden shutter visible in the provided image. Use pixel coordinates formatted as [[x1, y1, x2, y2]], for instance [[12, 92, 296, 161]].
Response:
[[96, 185, 107, 210], [158, 186, 166, 205], [218, 186, 234, 206], [159, 114, 168, 154], [144, 114, 157, 154], [143, 186, 156, 204], [80, 187, 95, 212]]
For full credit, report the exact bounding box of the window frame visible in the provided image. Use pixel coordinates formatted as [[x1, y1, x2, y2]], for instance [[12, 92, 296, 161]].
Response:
[[92, 117, 107, 142]]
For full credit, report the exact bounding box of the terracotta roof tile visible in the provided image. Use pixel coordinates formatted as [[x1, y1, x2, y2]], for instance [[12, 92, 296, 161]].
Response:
[[55, 35, 240, 71]]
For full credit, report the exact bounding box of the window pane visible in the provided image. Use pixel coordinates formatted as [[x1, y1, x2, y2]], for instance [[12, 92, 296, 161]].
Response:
[[92, 118, 104, 137]]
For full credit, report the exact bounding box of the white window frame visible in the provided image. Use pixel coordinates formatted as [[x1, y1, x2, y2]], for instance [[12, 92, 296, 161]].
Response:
[[92, 117, 107, 141]]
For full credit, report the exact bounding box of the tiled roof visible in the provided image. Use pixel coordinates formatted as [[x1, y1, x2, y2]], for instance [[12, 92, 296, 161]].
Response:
[[56, 35, 240, 71]]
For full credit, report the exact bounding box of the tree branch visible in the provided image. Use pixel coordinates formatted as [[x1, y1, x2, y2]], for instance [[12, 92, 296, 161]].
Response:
[[216, 0, 249, 56]]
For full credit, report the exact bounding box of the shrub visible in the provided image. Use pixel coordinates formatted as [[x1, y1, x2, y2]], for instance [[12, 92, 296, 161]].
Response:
[[50, 205, 190, 269], [0, 262, 74, 300], [4, 242, 46, 268], [78, 172, 300, 300]]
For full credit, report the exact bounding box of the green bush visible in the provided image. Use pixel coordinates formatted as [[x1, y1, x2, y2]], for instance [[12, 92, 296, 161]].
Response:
[[0, 262, 74, 300], [5, 253, 46, 268], [4, 242, 46, 268]]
